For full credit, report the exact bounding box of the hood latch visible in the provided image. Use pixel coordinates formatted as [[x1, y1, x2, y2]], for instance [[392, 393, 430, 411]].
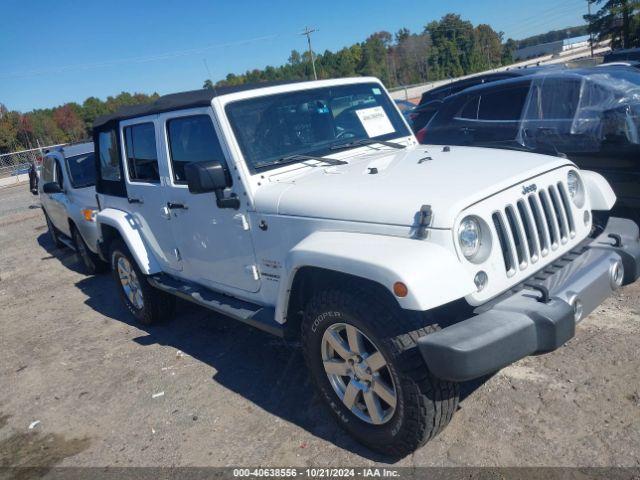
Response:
[[416, 204, 432, 239]]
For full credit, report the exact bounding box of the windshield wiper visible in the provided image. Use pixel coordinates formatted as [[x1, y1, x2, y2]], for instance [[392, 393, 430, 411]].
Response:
[[273, 154, 348, 166], [329, 138, 406, 151]]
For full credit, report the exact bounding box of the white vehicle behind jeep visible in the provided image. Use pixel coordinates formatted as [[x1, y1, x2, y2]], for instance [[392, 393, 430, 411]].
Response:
[[90, 78, 640, 456], [39, 142, 107, 274]]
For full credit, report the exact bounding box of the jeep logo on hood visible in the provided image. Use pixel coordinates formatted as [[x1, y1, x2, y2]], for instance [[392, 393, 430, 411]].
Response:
[[522, 184, 537, 195]]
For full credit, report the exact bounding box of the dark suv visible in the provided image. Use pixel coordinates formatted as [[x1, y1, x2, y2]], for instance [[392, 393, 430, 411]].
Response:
[[420, 66, 640, 213], [409, 66, 562, 132]]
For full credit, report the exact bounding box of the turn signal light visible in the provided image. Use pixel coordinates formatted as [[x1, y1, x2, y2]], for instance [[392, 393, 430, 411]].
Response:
[[393, 282, 408, 298], [81, 208, 97, 222]]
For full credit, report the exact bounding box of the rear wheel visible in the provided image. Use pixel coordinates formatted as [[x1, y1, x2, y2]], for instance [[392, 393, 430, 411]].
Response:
[[301, 287, 459, 457], [72, 226, 107, 275], [109, 240, 174, 325]]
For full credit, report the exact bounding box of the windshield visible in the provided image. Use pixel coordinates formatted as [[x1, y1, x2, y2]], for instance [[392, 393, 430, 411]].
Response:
[[65, 152, 96, 188], [225, 82, 411, 171]]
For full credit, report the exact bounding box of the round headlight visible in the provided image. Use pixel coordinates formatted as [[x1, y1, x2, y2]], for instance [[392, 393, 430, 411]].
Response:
[[567, 170, 585, 207], [458, 217, 481, 259]]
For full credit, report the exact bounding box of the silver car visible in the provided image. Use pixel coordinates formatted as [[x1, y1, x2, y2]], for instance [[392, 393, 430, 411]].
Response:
[[39, 142, 107, 274]]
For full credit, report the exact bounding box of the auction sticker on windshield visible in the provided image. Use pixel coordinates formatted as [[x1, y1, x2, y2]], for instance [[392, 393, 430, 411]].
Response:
[[355, 106, 395, 138]]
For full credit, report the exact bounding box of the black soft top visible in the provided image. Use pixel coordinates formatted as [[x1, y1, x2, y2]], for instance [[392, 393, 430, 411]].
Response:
[[93, 80, 304, 129]]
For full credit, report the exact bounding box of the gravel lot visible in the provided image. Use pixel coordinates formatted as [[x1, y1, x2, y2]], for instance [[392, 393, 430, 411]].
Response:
[[1, 183, 639, 470]]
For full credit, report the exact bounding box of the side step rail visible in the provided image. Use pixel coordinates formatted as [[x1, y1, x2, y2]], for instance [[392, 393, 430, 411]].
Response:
[[147, 273, 284, 337]]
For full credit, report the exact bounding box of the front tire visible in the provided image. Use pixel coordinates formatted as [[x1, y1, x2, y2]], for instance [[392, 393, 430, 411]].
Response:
[[44, 211, 63, 248], [301, 287, 459, 457], [72, 226, 107, 275], [109, 240, 174, 325]]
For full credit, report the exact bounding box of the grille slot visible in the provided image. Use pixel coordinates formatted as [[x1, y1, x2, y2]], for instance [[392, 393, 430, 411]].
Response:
[[492, 212, 515, 275], [528, 195, 550, 256], [539, 190, 560, 249], [492, 182, 577, 276], [505, 205, 527, 269], [549, 185, 569, 244], [517, 200, 539, 263], [557, 182, 576, 237]]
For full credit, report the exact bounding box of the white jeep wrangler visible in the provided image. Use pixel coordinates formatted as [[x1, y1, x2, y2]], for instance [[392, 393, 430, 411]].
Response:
[[92, 77, 640, 456]]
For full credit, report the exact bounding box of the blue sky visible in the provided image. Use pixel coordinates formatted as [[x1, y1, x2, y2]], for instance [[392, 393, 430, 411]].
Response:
[[1, 0, 587, 112]]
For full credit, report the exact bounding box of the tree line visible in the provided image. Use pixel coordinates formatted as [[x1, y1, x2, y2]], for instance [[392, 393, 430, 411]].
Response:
[[0, 92, 159, 154], [205, 14, 516, 90]]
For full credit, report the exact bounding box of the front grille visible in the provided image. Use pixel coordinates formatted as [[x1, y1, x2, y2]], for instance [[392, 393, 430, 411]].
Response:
[[492, 182, 576, 277]]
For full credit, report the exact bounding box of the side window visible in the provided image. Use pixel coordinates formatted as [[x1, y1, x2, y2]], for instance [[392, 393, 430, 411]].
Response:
[[478, 85, 530, 121], [455, 95, 480, 120], [98, 129, 121, 181], [166, 115, 228, 184], [124, 123, 160, 183], [41, 157, 55, 183]]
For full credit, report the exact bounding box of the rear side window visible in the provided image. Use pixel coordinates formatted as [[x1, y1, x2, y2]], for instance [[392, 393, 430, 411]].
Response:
[[456, 95, 480, 119], [166, 115, 227, 183], [477, 85, 529, 121], [124, 123, 159, 183], [98, 130, 121, 181], [537, 78, 581, 120]]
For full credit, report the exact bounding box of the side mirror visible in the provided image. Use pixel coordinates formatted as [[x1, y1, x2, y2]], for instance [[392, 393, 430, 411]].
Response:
[[43, 182, 62, 194], [184, 161, 239, 209]]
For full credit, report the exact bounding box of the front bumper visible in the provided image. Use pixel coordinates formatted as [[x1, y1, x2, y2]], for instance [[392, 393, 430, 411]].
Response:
[[419, 217, 640, 382]]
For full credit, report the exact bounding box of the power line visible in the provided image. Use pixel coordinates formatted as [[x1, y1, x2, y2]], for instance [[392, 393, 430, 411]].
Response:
[[0, 34, 279, 80], [506, 1, 586, 38], [301, 26, 318, 80]]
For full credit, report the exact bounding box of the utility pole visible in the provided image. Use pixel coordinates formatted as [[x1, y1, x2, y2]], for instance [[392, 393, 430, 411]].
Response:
[[301, 26, 318, 80], [587, 0, 594, 57]]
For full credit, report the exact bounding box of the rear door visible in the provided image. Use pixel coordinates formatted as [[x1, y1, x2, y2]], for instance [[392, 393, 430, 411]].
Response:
[[158, 108, 260, 293], [120, 116, 182, 272]]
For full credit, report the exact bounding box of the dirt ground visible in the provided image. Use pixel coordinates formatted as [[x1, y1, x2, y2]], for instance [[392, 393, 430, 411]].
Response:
[[1, 183, 639, 470]]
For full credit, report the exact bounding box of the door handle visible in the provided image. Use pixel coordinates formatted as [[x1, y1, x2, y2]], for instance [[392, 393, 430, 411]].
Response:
[[167, 202, 188, 210], [128, 197, 144, 204]]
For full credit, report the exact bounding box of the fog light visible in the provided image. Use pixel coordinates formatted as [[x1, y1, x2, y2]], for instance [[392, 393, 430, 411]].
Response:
[[583, 210, 590, 227], [610, 260, 624, 289], [474, 271, 488, 292]]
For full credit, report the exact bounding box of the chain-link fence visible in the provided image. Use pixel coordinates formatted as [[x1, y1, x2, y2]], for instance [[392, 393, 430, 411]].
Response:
[[0, 144, 65, 179]]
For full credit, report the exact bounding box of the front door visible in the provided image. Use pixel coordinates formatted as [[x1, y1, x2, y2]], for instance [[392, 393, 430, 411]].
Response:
[[158, 108, 260, 293], [119, 116, 182, 272], [42, 156, 70, 235]]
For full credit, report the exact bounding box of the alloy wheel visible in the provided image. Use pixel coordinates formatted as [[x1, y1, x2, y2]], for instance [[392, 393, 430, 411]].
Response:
[[116, 256, 144, 310], [320, 323, 397, 425]]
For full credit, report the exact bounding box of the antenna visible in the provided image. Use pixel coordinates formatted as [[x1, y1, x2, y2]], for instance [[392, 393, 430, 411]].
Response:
[[300, 26, 318, 80]]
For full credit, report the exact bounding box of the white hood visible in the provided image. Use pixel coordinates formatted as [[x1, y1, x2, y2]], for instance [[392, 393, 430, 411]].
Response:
[[253, 145, 573, 229]]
